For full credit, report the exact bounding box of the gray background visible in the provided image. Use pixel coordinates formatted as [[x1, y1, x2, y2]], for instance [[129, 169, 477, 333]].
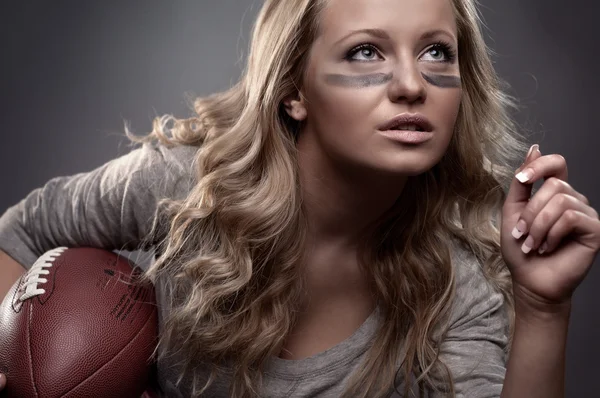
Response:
[[1, 1, 598, 396]]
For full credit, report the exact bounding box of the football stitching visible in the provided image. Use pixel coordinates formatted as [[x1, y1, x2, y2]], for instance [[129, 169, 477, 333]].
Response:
[[18, 247, 67, 303], [26, 300, 39, 398], [10, 276, 26, 313]]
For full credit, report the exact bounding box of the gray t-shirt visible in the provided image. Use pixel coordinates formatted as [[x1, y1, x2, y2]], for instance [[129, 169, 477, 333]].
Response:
[[0, 142, 509, 397]]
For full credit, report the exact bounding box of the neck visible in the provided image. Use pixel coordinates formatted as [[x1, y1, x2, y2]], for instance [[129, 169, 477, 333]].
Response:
[[297, 135, 408, 250]]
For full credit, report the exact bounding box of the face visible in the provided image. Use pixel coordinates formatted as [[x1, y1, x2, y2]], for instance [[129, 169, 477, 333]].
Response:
[[288, 0, 462, 177]]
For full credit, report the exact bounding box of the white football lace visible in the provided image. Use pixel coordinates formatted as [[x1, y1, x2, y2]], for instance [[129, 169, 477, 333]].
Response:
[[18, 247, 68, 302]]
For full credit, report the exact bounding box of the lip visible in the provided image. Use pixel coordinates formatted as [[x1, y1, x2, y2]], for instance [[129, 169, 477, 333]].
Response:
[[377, 113, 434, 133], [378, 129, 433, 144]]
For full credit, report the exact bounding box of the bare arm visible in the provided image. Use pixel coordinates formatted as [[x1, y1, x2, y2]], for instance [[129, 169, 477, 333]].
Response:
[[0, 250, 26, 300], [500, 300, 570, 398], [0, 250, 26, 391]]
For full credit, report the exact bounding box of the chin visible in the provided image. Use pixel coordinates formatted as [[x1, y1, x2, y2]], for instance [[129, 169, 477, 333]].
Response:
[[376, 158, 439, 177], [392, 167, 432, 177], [362, 164, 431, 180]]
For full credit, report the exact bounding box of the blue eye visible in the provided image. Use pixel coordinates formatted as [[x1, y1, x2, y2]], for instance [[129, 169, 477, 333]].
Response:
[[421, 42, 457, 63], [344, 41, 457, 63], [345, 44, 382, 62]]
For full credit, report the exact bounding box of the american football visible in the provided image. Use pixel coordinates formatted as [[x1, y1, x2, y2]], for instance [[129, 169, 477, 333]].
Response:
[[0, 247, 158, 398]]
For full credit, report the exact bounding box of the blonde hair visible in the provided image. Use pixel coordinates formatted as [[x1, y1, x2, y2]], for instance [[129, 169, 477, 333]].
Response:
[[129, 0, 529, 396]]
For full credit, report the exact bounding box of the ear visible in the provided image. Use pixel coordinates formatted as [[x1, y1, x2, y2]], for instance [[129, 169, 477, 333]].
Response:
[[282, 92, 307, 122]]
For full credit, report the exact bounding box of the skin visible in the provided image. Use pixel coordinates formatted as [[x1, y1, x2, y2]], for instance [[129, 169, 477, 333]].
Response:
[[282, 1, 600, 396], [421, 73, 461, 88], [324, 72, 461, 89], [496, 146, 600, 398], [2, 0, 466, 380], [285, 0, 462, 251], [279, 0, 462, 359], [2, 0, 599, 393]]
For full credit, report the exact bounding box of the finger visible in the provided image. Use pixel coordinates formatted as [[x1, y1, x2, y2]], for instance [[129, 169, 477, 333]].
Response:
[[517, 153, 569, 184], [511, 177, 591, 239], [515, 153, 569, 190], [506, 151, 572, 208], [505, 144, 542, 206], [541, 210, 600, 254], [0, 373, 5, 390], [519, 194, 598, 253]]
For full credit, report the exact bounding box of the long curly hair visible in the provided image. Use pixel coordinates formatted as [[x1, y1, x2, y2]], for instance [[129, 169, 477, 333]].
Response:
[[129, 0, 530, 396]]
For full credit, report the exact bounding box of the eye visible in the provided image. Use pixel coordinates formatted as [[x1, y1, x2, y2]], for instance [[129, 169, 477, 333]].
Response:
[[345, 43, 383, 62], [420, 41, 457, 63]]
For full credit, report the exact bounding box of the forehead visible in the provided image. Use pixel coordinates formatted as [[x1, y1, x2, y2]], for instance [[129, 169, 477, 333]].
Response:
[[318, 0, 457, 41]]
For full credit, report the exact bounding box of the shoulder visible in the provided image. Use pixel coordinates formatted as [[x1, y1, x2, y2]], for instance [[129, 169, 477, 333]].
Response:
[[447, 239, 509, 335], [153, 143, 199, 174], [120, 142, 198, 177], [449, 239, 489, 292], [121, 142, 199, 200]]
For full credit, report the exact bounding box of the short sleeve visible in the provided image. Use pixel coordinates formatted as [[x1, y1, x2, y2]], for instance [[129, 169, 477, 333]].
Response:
[[0, 142, 197, 269], [431, 243, 510, 397]]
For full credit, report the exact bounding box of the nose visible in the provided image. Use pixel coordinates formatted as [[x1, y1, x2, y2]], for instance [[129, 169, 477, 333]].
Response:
[[387, 61, 427, 104]]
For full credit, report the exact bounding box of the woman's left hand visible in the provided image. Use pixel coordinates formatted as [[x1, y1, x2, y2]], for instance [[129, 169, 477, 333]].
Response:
[[501, 145, 600, 313]]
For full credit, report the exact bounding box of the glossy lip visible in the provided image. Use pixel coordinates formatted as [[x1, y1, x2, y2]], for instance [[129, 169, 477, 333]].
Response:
[[377, 113, 434, 132], [379, 129, 433, 144]]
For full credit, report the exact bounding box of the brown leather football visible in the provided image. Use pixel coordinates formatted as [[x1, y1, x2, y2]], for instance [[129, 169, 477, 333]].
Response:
[[0, 247, 158, 398]]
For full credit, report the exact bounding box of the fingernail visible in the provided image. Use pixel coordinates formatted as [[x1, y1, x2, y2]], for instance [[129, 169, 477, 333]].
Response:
[[538, 241, 548, 254], [522, 235, 534, 254], [526, 144, 535, 159], [0, 373, 5, 388], [512, 219, 527, 239], [515, 168, 534, 183], [526, 144, 539, 161]]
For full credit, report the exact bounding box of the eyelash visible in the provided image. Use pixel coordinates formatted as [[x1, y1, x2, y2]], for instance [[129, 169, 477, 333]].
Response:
[[431, 41, 457, 63], [345, 41, 457, 63]]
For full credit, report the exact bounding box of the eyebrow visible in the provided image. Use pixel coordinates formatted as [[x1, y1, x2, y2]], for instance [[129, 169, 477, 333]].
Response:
[[420, 29, 456, 43], [333, 28, 457, 46]]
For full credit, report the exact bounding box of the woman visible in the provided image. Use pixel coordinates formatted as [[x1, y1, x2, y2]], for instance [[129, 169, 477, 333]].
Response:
[[0, 0, 598, 396]]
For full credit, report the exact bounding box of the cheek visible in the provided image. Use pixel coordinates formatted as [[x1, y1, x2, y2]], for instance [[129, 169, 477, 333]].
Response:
[[438, 89, 462, 127], [306, 85, 382, 144], [423, 87, 462, 147]]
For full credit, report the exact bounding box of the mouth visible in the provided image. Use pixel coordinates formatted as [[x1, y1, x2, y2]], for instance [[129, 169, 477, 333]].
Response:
[[377, 113, 433, 133]]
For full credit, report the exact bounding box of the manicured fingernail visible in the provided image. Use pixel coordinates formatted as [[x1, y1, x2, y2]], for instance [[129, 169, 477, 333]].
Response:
[[515, 168, 534, 183], [526, 144, 538, 160], [512, 219, 527, 239], [538, 241, 548, 254], [522, 235, 534, 254]]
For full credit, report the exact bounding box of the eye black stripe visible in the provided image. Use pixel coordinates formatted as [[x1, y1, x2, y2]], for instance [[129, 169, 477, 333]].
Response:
[[421, 73, 461, 88]]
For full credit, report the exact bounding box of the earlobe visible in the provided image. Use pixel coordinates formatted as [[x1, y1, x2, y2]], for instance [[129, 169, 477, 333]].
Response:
[[283, 94, 308, 121]]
